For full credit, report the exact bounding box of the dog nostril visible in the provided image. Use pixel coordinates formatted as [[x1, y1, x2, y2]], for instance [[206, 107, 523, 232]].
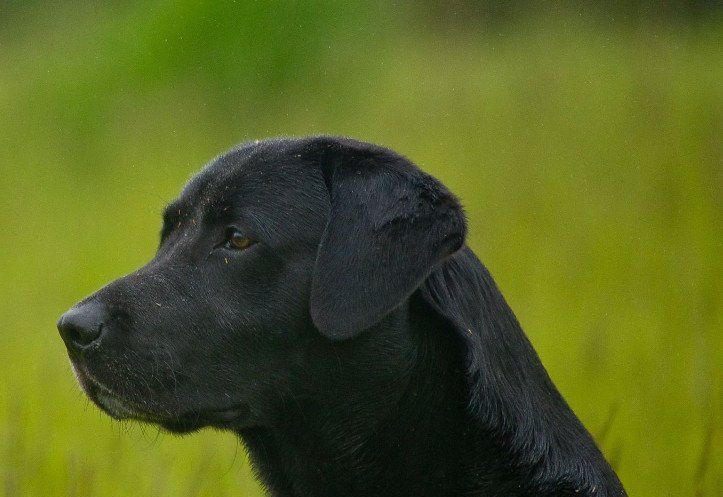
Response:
[[57, 303, 107, 350], [66, 322, 102, 347]]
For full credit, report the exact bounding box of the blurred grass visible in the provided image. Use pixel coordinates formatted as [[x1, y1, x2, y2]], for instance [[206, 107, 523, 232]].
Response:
[[0, 1, 721, 496]]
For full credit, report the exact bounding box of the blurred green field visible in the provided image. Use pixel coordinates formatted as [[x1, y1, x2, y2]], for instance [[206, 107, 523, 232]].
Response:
[[0, 2, 721, 496]]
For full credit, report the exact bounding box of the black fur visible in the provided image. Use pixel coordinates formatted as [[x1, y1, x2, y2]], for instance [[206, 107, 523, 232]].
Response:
[[57, 136, 626, 496]]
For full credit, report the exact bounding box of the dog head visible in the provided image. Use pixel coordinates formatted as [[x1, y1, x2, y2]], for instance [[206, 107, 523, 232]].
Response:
[[57, 136, 466, 432]]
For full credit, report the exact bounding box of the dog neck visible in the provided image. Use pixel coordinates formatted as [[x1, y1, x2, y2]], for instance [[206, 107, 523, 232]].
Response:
[[237, 298, 488, 497], [236, 251, 625, 497]]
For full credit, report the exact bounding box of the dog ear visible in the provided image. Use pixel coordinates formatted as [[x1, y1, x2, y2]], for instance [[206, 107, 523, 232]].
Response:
[[308, 137, 467, 340]]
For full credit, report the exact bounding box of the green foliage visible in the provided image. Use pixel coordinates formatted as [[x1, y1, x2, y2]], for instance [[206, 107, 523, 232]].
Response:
[[0, 2, 720, 496]]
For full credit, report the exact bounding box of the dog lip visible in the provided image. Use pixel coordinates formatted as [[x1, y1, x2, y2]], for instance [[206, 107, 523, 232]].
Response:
[[70, 361, 147, 420], [177, 403, 250, 423], [71, 361, 113, 397], [159, 403, 251, 433], [70, 361, 250, 428], [94, 391, 140, 419], [205, 404, 249, 423]]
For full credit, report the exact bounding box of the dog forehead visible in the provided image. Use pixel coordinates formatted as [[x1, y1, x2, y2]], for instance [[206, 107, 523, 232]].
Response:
[[179, 139, 322, 210], [169, 140, 329, 251]]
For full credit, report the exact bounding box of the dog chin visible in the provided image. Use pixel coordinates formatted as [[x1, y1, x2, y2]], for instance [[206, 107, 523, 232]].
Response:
[[160, 404, 253, 433], [70, 361, 251, 432]]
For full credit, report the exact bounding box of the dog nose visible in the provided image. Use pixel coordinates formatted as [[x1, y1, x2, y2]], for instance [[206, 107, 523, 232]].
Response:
[[57, 302, 107, 351]]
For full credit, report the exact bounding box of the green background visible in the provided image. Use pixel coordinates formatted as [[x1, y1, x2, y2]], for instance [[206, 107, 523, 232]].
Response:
[[1, 1, 720, 496]]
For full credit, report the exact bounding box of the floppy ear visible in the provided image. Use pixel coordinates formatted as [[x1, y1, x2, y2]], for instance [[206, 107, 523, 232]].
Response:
[[308, 137, 467, 339]]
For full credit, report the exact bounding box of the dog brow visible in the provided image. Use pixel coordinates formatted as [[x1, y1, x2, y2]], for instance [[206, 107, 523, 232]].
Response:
[[204, 199, 234, 222], [160, 201, 193, 244], [162, 201, 189, 225]]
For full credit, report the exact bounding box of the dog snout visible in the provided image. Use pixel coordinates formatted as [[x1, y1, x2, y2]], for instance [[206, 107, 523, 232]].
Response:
[[57, 301, 108, 352]]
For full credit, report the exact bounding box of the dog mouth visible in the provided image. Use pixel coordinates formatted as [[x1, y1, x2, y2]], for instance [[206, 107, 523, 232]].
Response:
[[71, 361, 154, 421], [70, 361, 251, 432]]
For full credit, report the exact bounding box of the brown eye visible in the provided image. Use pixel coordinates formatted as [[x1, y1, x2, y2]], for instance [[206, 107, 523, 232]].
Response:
[[225, 229, 255, 250]]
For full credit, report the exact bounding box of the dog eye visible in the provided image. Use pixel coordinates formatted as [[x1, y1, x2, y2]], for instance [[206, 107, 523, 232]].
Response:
[[224, 229, 255, 251]]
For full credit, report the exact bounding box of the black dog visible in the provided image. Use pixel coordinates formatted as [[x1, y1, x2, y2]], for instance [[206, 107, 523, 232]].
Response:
[[58, 137, 626, 497]]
